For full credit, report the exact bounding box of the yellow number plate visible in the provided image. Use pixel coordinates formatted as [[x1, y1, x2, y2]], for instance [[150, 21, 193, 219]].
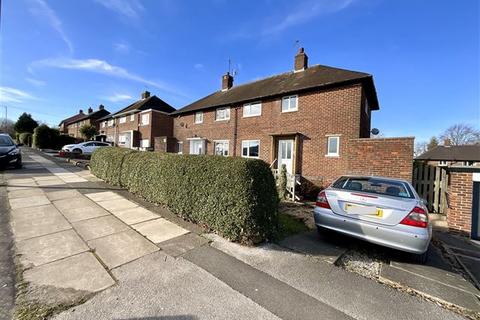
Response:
[[345, 204, 383, 217]]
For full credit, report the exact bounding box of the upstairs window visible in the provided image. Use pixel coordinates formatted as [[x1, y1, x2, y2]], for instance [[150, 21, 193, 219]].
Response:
[[438, 161, 448, 166], [243, 102, 262, 117], [194, 111, 203, 124], [108, 119, 114, 127], [130, 114, 135, 121], [102, 122, 106, 128], [140, 113, 150, 126], [119, 116, 126, 124], [216, 107, 230, 121], [326, 136, 340, 157], [282, 95, 298, 113], [242, 140, 260, 158]]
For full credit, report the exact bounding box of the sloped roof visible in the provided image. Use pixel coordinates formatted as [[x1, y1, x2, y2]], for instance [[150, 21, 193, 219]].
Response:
[[110, 95, 176, 117], [78, 108, 110, 121], [172, 64, 379, 115], [416, 145, 480, 161], [59, 113, 86, 126]]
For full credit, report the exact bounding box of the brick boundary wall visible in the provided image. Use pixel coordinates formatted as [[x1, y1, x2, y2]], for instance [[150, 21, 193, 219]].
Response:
[[446, 170, 475, 235], [347, 137, 414, 182]]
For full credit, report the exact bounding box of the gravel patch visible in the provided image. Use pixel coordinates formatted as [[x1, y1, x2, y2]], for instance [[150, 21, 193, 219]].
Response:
[[335, 248, 384, 279]]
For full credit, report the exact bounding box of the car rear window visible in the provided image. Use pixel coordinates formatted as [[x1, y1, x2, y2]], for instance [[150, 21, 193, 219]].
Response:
[[332, 176, 414, 199]]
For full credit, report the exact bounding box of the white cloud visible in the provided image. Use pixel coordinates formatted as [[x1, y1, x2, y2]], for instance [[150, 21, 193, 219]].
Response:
[[194, 63, 204, 70], [26, 78, 46, 86], [114, 42, 130, 54], [105, 93, 133, 102], [94, 0, 145, 19], [29, 0, 73, 53], [0, 87, 36, 104], [30, 57, 182, 96], [262, 0, 355, 35]]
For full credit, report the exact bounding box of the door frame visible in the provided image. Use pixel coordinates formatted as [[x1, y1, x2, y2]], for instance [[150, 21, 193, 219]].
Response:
[[277, 139, 294, 174], [270, 133, 300, 175], [472, 181, 480, 240]]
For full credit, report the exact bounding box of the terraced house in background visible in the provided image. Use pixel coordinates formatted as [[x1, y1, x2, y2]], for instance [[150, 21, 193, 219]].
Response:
[[168, 48, 414, 190], [98, 91, 175, 150], [58, 105, 110, 139]]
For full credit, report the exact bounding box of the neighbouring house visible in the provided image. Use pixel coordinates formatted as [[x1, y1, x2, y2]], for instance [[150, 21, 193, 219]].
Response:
[[416, 144, 480, 168], [169, 48, 414, 192], [58, 105, 110, 139], [98, 91, 175, 150]]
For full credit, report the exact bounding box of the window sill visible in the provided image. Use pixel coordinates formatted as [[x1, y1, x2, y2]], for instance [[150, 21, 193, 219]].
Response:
[[215, 119, 230, 122], [325, 154, 340, 158], [281, 109, 298, 113], [242, 114, 261, 118], [194, 122, 203, 124]]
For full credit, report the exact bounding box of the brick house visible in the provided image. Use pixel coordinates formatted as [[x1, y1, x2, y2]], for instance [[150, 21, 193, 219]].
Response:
[[58, 105, 110, 139], [416, 145, 480, 168], [170, 48, 414, 188], [98, 91, 175, 150]]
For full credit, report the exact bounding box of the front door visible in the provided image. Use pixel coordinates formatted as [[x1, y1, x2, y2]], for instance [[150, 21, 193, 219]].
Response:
[[472, 181, 480, 240], [278, 139, 294, 174]]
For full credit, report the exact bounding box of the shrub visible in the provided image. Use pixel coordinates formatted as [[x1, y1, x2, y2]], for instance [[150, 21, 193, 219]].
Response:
[[19, 132, 32, 147], [32, 125, 60, 149], [90, 147, 136, 185], [55, 135, 77, 150], [277, 164, 287, 200], [79, 124, 97, 140], [91, 148, 279, 243]]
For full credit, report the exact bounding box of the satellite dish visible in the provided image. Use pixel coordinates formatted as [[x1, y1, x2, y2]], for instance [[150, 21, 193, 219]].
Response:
[[371, 128, 380, 135]]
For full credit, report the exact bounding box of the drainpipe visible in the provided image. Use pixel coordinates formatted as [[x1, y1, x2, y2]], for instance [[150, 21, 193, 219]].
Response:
[[233, 106, 239, 156]]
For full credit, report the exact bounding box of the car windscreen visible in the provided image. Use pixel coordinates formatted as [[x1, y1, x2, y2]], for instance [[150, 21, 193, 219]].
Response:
[[332, 176, 414, 199], [0, 136, 14, 146]]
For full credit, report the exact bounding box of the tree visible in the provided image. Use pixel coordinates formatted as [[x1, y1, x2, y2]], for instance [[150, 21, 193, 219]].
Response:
[[414, 141, 428, 157], [79, 124, 98, 140], [14, 113, 38, 133], [440, 123, 480, 146], [0, 118, 15, 136], [427, 136, 439, 150]]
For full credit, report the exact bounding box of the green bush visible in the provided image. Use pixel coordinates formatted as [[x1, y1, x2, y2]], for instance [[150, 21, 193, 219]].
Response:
[[19, 132, 32, 147], [55, 135, 77, 150], [33, 125, 60, 149], [91, 148, 279, 243]]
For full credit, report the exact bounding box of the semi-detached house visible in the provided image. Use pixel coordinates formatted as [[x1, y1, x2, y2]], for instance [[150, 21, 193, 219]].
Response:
[[169, 48, 414, 187]]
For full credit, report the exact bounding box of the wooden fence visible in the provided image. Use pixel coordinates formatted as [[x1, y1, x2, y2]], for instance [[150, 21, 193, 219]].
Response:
[[413, 162, 448, 214]]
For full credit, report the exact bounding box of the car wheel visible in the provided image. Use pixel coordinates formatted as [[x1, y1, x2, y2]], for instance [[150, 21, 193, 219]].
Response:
[[316, 226, 333, 238], [72, 148, 82, 154], [14, 159, 22, 169]]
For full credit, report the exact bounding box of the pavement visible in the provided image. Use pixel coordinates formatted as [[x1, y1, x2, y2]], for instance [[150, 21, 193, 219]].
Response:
[[0, 147, 477, 320]]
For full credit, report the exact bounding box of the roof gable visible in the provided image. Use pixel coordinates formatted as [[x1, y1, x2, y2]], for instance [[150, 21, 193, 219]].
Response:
[[416, 145, 480, 161], [111, 95, 176, 117]]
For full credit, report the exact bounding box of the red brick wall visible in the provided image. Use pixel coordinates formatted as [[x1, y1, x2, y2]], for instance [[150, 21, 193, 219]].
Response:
[[347, 137, 414, 182], [174, 84, 367, 184], [447, 172, 473, 235]]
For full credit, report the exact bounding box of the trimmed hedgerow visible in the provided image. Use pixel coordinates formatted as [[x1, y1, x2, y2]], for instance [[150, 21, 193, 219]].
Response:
[[90, 147, 136, 186], [90, 148, 279, 243]]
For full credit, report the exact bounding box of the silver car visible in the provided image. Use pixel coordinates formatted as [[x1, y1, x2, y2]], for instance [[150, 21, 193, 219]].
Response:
[[313, 176, 431, 260]]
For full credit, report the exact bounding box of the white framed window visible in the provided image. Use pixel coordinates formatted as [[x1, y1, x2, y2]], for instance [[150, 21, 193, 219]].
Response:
[[438, 161, 448, 166], [194, 111, 203, 124], [102, 122, 106, 128], [281, 95, 298, 113], [189, 139, 205, 155], [326, 136, 340, 157], [140, 139, 150, 148], [241, 140, 260, 158], [140, 113, 150, 126], [177, 141, 183, 154], [119, 116, 127, 124], [214, 140, 229, 156], [215, 107, 230, 121], [463, 161, 474, 167], [118, 134, 127, 144], [243, 102, 262, 117], [108, 119, 114, 127], [130, 114, 135, 121]]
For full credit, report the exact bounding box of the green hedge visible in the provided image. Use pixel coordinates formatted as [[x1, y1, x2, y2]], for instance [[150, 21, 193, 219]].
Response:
[[33, 125, 60, 149], [91, 148, 279, 243], [19, 132, 32, 147]]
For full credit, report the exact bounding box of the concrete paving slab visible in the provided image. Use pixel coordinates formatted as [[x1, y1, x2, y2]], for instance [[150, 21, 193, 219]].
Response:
[[7, 178, 36, 186], [160, 233, 210, 257], [23, 252, 115, 292], [33, 175, 61, 181], [279, 230, 347, 264], [95, 198, 138, 212], [60, 176, 88, 183], [16, 230, 89, 267], [9, 195, 51, 209], [381, 263, 480, 311], [53, 197, 110, 222], [111, 206, 159, 225], [36, 179, 66, 186], [87, 229, 159, 269], [10, 204, 61, 222], [7, 188, 44, 199], [84, 191, 123, 202], [456, 255, 480, 289], [46, 189, 82, 201], [10, 210, 72, 241], [73, 216, 129, 241], [132, 218, 189, 244]]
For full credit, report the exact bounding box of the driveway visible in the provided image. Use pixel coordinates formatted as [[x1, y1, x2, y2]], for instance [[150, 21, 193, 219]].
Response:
[[1, 148, 471, 320]]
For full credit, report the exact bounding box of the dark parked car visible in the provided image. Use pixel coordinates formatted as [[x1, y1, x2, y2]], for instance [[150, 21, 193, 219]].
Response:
[[0, 134, 22, 169]]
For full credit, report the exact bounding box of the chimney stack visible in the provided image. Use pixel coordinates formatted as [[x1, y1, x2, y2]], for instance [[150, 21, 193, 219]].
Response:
[[294, 47, 308, 72], [222, 72, 234, 91], [88, 107, 93, 114], [98, 104, 105, 110], [141, 91, 150, 99], [79, 109, 84, 114], [443, 138, 451, 146]]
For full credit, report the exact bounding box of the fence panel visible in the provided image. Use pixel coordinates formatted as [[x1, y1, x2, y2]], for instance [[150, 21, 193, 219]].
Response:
[[413, 162, 448, 214]]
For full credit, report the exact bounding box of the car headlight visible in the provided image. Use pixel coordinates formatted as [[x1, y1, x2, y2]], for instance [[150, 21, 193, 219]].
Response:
[[8, 149, 20, 156]]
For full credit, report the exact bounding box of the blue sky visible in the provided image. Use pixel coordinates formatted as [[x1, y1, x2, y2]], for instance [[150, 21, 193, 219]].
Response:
[[0, 0, 478, 142]]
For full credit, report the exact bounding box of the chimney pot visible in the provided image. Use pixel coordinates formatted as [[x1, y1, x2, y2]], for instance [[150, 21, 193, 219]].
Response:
[[99, 104, 105, 110], [88, 107, 93, 114], [222, 72, 234, 91], [294, 47, 308, 72], [141, 91, 151, 99], [79, 109, 84, 114]]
